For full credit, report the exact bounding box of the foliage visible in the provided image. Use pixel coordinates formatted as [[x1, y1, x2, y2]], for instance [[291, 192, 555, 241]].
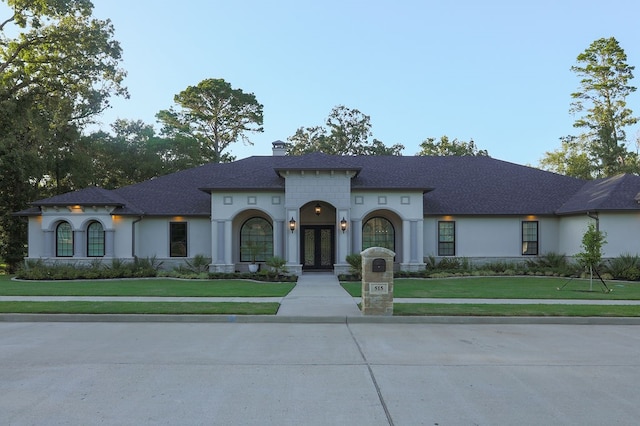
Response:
[[0, 0, 127, 272], [575, 223, 607, 269], [240, 241, 266, 263], [264, 256, 288, 277], [539, 135, 593, 179], [287, 105, 404, 156], [16, 257, 162, 280], [568, 37, 638, 177], [156, 78, 263, 164], [606, 253, 640, 281], [182, 254, 211, 274], [345, 253, 362, 279], [416, 136, 489, 156]]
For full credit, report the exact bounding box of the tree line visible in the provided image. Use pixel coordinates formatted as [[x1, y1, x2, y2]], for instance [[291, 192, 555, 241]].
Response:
[[0, 1, 637, 271]]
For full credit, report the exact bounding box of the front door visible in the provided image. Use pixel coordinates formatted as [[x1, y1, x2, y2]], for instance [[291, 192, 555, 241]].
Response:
[[301, 226, 334, 270]]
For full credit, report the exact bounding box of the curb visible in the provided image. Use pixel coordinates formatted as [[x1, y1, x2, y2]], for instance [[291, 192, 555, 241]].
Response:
[[2, 313, 640, 325]]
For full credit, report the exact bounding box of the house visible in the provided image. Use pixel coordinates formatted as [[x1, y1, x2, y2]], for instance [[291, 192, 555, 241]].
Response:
[[19, 141, 640, 275]]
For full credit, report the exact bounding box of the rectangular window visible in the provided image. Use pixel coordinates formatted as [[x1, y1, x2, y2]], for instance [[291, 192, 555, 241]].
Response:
[[522, 221, 538, 255], [438, 221, 455, 256], [170, 222, 187, 257]]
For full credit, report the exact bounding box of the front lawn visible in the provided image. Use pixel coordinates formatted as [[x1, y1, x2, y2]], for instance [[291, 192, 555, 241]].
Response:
[[0, 275, 295, 297], [0, 301, 280, 315], [394, 303, 640, 317], [342, 276, 640, 299]]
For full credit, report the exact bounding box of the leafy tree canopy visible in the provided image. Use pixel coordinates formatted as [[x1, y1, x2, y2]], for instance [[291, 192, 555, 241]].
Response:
[[287, 105, 404, 155], [156, 78, 263, 164], [0, 0, 127, 272], [0, 0, 128, 120], [568, 37, 637, 177], [416, 135, 489, 156]]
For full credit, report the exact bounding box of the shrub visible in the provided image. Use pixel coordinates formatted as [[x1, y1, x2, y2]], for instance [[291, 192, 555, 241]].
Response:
[[607, 254, 640, 281], [265, 256, 288, 276], [436, 257, 461, 271], [183, 254, 211, 274], [346, 253, 362, 279]]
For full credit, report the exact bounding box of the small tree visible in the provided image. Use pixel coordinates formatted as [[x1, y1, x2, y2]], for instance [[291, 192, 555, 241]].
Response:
[[575, 222, 607, 290]]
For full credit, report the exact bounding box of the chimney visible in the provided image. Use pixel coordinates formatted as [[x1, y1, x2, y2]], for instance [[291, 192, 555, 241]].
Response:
[[272, 140, 287, 156]]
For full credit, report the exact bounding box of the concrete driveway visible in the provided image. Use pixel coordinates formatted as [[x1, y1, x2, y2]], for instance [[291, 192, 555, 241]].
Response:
[[1, 322, 639, 425]]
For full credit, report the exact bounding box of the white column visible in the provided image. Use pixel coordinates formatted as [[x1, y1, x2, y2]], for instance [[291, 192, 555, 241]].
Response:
[[224, 220, 233, 265], [286, 209, 298, 265], [402, 220, 411, 264], [73, 230, 85, 257], [351, 219, 362, 255], [336, 209, 350, 264], [273, 220, 284, 258], [104, 229, 115, 257], [43, 230, 54, 257]]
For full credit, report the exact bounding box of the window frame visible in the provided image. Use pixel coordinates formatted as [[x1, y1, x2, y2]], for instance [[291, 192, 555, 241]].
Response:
[[170, 222, 188, 257], [438, 221, 456, 256], [87, 221, 105, 257], [240, 217, 273, 262], [362, 216, 395, 252], [56, 222, 74, 257], [522, 221, 539, 256]]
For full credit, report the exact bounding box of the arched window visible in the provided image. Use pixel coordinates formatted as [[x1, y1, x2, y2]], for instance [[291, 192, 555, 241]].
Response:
[[362, 217, 395, 251], [87, 221, 105, 257], [240, 217, 273, 262], [56, 222, 73, 257]]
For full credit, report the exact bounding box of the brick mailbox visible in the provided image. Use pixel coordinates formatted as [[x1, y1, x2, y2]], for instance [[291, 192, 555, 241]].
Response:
[[360, 247, 395, 316]]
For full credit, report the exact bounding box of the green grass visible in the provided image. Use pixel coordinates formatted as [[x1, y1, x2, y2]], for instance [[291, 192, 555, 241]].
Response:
[[0, 275, 295, 297], [342, 277, 640, 299], [394, 303, 640, 317], [0, 301, 279, 315]]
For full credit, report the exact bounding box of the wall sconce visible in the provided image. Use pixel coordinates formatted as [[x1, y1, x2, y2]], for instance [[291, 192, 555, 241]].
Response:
[[340, 217, 348, 233], [289, 217, 296, 233], [314, 203, 321, 216]]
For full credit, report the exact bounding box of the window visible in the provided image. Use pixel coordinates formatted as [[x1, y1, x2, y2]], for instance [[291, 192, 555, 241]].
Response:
[[56, 222, 73, 257], [522, 221, 538, 255], [362, 217, 395, 251], [170, 222, 188, 257], [240, 217, 273, 262], [438, 221, 455, 256], [87, 221, 105, 257]]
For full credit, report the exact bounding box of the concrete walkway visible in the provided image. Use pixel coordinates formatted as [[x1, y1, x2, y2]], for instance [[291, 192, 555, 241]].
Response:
[[276, 272, 362, 317]]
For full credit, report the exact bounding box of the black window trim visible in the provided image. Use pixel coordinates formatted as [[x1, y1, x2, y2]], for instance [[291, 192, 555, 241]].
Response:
[[438, 220, 456, 257]]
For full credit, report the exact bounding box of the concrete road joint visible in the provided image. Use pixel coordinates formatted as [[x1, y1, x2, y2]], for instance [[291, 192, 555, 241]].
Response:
[[347, 322, 394, 426]]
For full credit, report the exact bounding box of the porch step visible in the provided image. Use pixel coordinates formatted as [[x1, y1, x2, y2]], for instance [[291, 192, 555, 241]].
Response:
[[276, 272, 362, 317]]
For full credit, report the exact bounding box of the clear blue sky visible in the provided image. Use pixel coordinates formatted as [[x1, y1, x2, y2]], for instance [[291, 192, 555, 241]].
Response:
[[87, 0, 640, 166]]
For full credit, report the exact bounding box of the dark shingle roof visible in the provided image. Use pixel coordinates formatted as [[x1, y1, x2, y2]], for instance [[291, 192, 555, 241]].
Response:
[[23, 154, 640, 217], [556, 174, 640, 214]]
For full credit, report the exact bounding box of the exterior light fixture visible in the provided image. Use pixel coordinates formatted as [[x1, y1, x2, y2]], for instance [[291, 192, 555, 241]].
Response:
[[314, 203, 321, 216], [289, 217, 296, 233], [340, 217, 348, 233]]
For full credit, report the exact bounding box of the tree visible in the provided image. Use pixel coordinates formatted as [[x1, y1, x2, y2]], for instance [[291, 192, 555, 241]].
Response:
[[156, 78, 263, 164], [287, 105, 404, 155], [569, 37, 638, 177], [0, 0, 127, 119], [539, 135, 593, 179], [416, 136, 489, 156], [0, 0, 127, 272], [575, 222, 607, 290]]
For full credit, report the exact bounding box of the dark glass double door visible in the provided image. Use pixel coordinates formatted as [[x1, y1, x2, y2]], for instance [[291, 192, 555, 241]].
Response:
[[301, 226, 334, 270]]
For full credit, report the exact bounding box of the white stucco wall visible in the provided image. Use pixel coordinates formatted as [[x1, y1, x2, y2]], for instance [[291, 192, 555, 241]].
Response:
[[135, 217, 211, 259], [423, 215, 560, 261], [599, 212, 640, 256]]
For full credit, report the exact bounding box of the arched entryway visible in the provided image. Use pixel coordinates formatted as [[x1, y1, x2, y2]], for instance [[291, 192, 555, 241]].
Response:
[[300, 201, 336, 270]]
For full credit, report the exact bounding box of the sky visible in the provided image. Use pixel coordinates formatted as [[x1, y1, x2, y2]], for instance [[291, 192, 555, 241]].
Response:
[[81, 1, 640, 165]]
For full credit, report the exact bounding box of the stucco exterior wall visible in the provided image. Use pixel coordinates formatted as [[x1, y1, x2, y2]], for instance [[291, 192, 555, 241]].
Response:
[[135, 216, 211, 260], [599, 212, 640, 256], [423, 215, 560, 262]]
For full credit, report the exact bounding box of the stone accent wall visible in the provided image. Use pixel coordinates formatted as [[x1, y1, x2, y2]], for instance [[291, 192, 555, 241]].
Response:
[[361, 247, 395, 316]]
